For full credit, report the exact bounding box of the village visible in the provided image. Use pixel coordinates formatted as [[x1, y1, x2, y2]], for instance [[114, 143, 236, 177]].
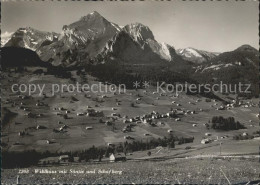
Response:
[[1, 67, 260, 168]]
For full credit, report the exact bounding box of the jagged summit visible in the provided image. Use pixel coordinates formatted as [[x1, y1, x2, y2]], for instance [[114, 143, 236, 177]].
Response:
[[123, 23, 154, 44], [80, 11, 103, 20]]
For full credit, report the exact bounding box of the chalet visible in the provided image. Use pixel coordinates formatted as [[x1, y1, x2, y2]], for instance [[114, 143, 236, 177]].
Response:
[[77, 113, 84, 116], [105, 121, 112, 126], [59, 155, 69, 162], [124, 136, 134, 140], [201, 138, 211, 144], [109, 153, 126, 162], [242, 132, 248, 136], [18, 131, 26, 136], [86, 126, 93, 130], [107, 143, 115, 147], [36, 125, 46, 130]]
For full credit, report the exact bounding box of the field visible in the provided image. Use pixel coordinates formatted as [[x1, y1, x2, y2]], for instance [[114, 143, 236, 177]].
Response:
[[2, 68, 259, 153], [1, 67, 260, 183]]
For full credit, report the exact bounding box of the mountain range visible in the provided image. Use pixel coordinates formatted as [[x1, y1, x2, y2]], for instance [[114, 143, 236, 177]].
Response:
[[3, 11, 195, 66], [2, 11, 259, 96]]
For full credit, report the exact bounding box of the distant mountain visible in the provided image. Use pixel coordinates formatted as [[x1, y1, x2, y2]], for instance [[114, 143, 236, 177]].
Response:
[[5, 27, 59, 51], [1, 31, 13, 47], [99, 22, 183, 64], [37, 11, 121, 66], [176, 47, 219, 63], [193, 45, 259, 96], [4, 12, 185, 66]]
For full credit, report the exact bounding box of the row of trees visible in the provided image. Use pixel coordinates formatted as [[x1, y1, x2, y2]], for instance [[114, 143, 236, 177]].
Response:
[[211, 116, 246, 130], [2, 134, 194, 168]]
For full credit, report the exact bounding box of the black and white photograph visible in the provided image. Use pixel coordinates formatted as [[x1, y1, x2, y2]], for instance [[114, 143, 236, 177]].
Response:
[[1, 0, 260, 184]]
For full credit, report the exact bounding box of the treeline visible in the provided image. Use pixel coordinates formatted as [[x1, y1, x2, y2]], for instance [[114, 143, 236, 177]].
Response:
[[86, 62, 194, 89], [1, 150, 65, 169], [211, 116, 246, 130], [2, 135, 194, 168]]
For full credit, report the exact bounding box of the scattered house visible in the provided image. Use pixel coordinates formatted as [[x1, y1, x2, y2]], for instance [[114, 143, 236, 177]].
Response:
[[205, 133, 211, 136], [36, 125, 46, 130], [124, 136, 134, 140], [59, 155, 69, 162], [109, 153, 126, 162], [201, 138, 211, 144], [168, 129, 173, 133], [242, 132, 248, 136], [107, 143, 115, 147], [105, 121, 112, 126], [144, 133, 150, 136], [77, 113, 84, 116], [157, 121, 164, 125], [111, 113, 120, 117], [192, 124, 197, 127], [18, 131, 26, 136], [175, 118, 181, 122], [86, 126, 93, 130]]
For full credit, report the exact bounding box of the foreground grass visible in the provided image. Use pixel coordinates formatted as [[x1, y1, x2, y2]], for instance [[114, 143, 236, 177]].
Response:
[[2, 157, 260, 184]]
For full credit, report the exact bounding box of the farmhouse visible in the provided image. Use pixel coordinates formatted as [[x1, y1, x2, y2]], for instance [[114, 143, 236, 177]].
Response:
[[201, 138, 211, 144], [59, 155, 69, 162], [86, 126, 93, 130], [205, 133, 211, 136], [109, 153, 126, 162], [242, 132, 248, 136]]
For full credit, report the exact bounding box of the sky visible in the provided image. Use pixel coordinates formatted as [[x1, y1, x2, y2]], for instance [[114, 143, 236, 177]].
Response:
[[1, 0, 259, 52]]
